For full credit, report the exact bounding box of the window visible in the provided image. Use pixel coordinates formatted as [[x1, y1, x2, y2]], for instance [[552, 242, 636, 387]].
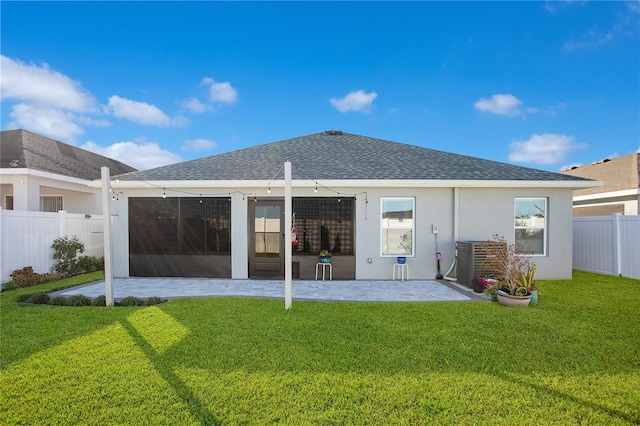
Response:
[[40, 196, 63, 212], [381, 198, 414, 256], [129, 197, 231, 255], [5, 196, 13, 210], [514, 198, 547, 255], [292, 197, 354, 255]]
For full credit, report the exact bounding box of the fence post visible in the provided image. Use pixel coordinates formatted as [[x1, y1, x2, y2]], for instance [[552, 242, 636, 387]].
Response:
[[0, 207, 3, 284], [612, 213, 622, 276], [58, 210, 68, 237]]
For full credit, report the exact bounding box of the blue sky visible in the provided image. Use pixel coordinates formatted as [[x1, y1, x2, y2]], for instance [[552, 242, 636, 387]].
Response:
[[1, 1, 638, 171]]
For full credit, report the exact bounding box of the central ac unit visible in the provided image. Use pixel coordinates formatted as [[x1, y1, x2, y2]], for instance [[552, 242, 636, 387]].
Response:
[[456, 241, 506, 290]]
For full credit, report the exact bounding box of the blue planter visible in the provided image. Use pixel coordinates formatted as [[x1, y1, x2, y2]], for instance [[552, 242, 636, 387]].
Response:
[[320, 257, 331, 264], [396, 257, 406, 264]]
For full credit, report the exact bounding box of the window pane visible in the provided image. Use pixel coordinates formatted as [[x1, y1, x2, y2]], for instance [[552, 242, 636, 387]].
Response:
[[381, 198, 414, 256], [382, 229, 413, 255], [40, 196, 63, 212], [515, 198, 546, 255], [292, 198, 353, 255], [515, 229, 544, 254], [254, 205, 280, 257], [515, 199, 546, 227], [129, 198, 178, 254]]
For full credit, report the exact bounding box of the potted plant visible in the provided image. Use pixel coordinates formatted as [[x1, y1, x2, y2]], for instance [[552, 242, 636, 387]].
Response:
[[319, 249, 332, 264], [477, 276, 500, 300], [479, 235, 537, 307]]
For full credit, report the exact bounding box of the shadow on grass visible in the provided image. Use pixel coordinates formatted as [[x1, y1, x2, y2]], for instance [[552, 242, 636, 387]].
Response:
[[119, 318, 220, 426], [496, 370, 639, 424]]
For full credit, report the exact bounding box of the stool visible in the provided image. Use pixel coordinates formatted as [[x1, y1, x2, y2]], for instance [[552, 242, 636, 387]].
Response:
[[315, 262, 332, 281], [393, 263, 409, 281]]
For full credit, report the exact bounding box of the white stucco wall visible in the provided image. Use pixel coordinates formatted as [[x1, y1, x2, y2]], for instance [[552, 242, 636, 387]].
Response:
[[106, 183, 576, 280], [457, 187, 574, 280], [0, 172, 101, 214]]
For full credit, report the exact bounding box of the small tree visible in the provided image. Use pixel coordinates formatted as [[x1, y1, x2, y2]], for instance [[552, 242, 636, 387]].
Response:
[[52, 235, 85, 277], [480, 234, 536, 295]]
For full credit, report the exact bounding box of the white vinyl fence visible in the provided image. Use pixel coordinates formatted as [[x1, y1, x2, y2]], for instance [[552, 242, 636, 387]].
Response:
[[0, 209, 104, 283], [573, 214, 640, 279]]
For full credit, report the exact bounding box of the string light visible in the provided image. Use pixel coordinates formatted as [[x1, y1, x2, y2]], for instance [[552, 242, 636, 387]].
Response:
[[129, 164, 368, 209]]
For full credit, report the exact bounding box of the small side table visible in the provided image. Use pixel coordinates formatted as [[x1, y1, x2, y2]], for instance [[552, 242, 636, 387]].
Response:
[[393, 263, 409, 281], [315, 262, 332, 281]]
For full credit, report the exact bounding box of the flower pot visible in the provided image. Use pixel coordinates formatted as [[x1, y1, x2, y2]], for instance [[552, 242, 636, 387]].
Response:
[[472, 279, 484, 293], [319, 257, 331, 264], [529, 289, 538, 305], [396, 256, 406, 264], [496, 289, 531, 307]]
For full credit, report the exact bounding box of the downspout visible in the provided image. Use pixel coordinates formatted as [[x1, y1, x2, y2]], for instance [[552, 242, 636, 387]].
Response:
[[443, 187, 459, 281]]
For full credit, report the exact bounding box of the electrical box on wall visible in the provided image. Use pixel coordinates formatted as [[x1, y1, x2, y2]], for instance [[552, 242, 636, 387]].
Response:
[[432, 225, 439, 234]]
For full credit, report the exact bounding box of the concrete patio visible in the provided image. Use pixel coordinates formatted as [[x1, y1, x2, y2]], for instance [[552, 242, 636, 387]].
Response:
[[51, 278, 485, 302]]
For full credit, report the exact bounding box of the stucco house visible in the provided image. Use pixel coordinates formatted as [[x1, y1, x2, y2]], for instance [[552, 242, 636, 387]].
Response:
[[560, 153, 639, 216], [102, 131, 597, 281], [0, 129, 136, 214]]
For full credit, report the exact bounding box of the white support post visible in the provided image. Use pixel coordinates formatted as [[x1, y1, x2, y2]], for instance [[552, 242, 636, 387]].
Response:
[[101, 167, 114, 306], [613, 213, 622, 276], [58, 210, 67, 238], [284, 161, 292, 310]]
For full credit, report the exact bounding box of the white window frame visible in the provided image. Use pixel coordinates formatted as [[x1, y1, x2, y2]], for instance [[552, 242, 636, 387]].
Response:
[[380, 197, 415, 257], [514, 197, 547, 256]]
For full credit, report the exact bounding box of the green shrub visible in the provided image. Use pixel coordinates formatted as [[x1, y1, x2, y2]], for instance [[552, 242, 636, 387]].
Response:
[[118, 296, 143, 307], [77, 256, 104, 273], [91, 295, 106, 306], [52, 236, 85, 277], [51, 235, 105, 277], [68, 294, 92, 306], [27, 292, 51, 305], [2, 281, 19, 291], [49, 296, 68, 306], [16, 293, 34, 303], [145, 296, 164, 306]]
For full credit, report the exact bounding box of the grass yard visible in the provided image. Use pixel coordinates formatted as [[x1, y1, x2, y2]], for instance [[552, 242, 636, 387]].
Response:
[[1, 271, 639, 425]]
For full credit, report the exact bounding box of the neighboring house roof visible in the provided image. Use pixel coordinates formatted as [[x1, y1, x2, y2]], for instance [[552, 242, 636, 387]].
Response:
[[117, 131, 591, 183], [560, 153, 640, 196], [1, 129, 137, 180]]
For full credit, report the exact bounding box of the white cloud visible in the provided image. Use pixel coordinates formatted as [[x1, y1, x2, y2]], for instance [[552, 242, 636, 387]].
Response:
[[182, 138, 217, 152], [474, 94, 523, 116], [330, 90, 378, 113], [563, 2, 639, 52], [201, 77, 238, 104], [0, 55, 97, 112], [181, 97, 213, 113], [509, 133, 586, 164], [107, 95, 188, 127], [81, 139, 182, 170], [9, 103, 84, 141]]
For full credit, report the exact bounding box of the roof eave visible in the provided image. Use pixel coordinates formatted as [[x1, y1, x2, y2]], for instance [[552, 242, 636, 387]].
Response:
[[1, 168, 93, 186], [96, 178, 603, 190]]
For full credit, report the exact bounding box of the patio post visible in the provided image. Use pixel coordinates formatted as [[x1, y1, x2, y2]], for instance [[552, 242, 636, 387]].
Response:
[[284, 161, 292, 310], [101, 167, 114, 306]]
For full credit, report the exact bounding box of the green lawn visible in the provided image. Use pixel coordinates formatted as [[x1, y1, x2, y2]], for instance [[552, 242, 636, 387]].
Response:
[[1, 271, 638, 425]]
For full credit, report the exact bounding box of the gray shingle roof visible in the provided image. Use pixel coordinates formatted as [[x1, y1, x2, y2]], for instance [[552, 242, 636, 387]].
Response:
[[1, 129, 137, 180], [116, 131, 590, 182]]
